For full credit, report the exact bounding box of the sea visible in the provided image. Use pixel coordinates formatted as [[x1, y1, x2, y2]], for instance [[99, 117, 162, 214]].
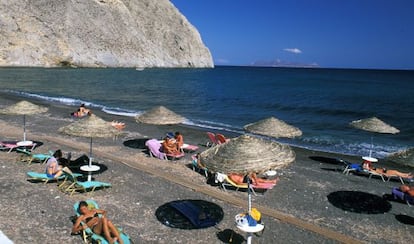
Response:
[[0, 66, 413, 159]]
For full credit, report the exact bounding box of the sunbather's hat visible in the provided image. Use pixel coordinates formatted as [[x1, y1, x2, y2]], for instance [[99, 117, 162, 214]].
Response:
[[166, 132, 174, 138], [362, 156, 378, 163]]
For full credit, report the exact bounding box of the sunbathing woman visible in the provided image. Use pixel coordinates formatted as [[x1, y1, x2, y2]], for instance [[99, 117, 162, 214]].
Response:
[[362, 160, 413, 179], [45, 150, 71, 178], [72, 201, 123, 244], [111, 121, 126, 130], [71, 104, 92, 117], [228, 173, 278, 185]]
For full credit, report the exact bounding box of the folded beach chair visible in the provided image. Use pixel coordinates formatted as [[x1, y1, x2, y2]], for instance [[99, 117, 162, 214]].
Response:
[[26, 171, 82, 184], [206, 132, 219, 147], [170, 200, 218, 228], [215, 133, 230, 144], [391, 187, 414, 206], [73, 200, 131, 244], [60, 172, 111, 196], [17, 149, 53, 165]]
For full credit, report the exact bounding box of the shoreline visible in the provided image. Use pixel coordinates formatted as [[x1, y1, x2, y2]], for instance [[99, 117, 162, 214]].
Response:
[[0, 93, 413, 243]]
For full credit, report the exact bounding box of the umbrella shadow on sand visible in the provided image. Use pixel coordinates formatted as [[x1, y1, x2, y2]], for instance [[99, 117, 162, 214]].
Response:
[[395, 214, 414, 225], [327, 191, 392, 214], [309, 156, 345, 165], [155, 199, 224, 230], [216, 229, 245, 244], [309, 156, 348, 173], [123, 138, 149, 150]]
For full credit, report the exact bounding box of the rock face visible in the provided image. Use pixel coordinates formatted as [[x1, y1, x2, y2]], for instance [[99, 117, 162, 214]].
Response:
[[0, 0, 213, 68]]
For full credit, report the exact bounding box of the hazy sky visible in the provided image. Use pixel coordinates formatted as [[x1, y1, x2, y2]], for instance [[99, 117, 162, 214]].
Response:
[[171, 1, 414, 70]]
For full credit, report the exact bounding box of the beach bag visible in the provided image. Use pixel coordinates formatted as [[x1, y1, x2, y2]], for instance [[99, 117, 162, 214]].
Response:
[[250, 208, 261, 222]]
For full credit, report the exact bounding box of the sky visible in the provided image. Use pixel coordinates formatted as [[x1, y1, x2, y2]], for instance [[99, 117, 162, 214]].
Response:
[[170, 1, 414, 70]]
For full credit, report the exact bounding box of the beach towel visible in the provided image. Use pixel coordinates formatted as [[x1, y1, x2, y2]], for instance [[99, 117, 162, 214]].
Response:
[[170, 201, 217, 228], [145, 139, 167, 159]]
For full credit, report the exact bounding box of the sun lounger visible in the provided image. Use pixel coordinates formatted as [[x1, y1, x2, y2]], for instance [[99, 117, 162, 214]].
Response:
[[26, 171, 82, 184], [216, 133, 230, 144], [73, 200, 132, 244], [341, 159, 386, 181], [0, 140, 36, 153], [206, 132, 219, 147], [60, 172, 111, 196], [215, 173, 275, 195], [17, 149, 52, 165], [386, 175, 414, 184], [181, 143, 199, 153]]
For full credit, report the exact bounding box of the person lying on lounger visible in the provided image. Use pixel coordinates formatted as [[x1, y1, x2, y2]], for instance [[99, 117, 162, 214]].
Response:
[[72, 201, 123, 244], [228, 173, 278, 185], [71, 104, 92, 118], [362, 159, 413, 179], [110, 120, 126, 130], [400, 185, 414, 197]]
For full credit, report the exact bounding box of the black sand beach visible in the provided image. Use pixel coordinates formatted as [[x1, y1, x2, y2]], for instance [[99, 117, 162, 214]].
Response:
[[0, 93, 413, 244]]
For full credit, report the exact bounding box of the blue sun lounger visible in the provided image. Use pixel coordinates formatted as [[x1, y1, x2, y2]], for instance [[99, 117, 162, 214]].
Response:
[[73, 200, 131, 244]]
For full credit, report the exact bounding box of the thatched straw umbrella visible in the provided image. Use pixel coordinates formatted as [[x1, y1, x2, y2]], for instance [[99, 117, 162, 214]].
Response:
[[386, 147, 414, 168], [244, 116, 302, 138], [135, 106, 185, 125], [200, 134, 295, 174], [59, 114, 121, 167], [200, 134, 295, 243], [350, 117, 400, 134], [350, 117, 400, 157], [0, 100, 48, 141]]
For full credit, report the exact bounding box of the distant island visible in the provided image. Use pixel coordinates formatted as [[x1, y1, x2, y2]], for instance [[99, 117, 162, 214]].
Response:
[[250, 60, 320, 68]]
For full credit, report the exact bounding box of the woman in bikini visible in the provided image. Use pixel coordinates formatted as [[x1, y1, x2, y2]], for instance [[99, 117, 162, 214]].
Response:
[[362, 159, 413, 179], [72, 201, 123, 244]]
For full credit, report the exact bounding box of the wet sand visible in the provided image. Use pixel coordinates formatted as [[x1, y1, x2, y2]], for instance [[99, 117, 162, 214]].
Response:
[[0, 92, 413, 244]]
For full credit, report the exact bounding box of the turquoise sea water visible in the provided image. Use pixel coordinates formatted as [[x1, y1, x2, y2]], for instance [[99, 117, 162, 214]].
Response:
[[0, 66, 413, 159]]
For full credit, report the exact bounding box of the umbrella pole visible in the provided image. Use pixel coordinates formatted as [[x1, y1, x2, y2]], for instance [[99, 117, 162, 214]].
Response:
[[89, 137, 93, 167], [247, 177, 252, 244], [23, 115, 26, 141], [369, 136, 373, 157]]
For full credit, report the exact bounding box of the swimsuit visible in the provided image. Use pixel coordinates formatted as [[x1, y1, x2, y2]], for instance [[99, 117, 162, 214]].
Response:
[[85, 212, 99, 225]]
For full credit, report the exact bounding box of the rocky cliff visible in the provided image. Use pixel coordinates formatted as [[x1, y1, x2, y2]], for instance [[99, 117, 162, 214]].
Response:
[[0, 0, 213, 68]]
